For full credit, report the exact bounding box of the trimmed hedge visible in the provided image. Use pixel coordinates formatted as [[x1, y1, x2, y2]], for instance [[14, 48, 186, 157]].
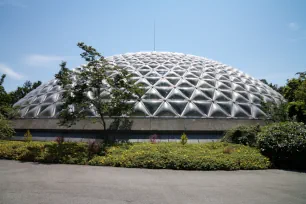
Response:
[[88, 142, 271, 170], [258, 122, 306, 169], [0, 116, 15, 140]]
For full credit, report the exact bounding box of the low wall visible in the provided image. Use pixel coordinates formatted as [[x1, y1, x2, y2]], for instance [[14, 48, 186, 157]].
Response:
[[12, 118, 265, 131], [12, 118, 264, 143]]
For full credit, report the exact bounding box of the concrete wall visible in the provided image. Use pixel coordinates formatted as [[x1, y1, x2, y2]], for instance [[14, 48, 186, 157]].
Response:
[[12, 118, 264, 143], [12, 118, 265, 131], [13, 129, 223, 143]]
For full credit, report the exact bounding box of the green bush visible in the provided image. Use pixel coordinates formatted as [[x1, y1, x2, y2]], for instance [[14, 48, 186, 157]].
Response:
[[0, 115, 15, 140], [0, 140, 271, 170], [88, 142, 270, 170], [222, 125, 260, 147], [258, 122, 306, 169], [24, 130, 32, 142], [0, 141, 89, 164], [180, 133, 188, 145]]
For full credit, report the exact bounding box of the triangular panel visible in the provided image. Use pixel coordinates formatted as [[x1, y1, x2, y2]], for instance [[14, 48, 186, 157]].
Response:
[[132, 101, 150, 116], [155, 78, 172, 87], [209, 103, 230, 117], [232, 103, 250, 118], [146, 77, 160, 85], [168, 100, 188, 115], [233, 92, 249, 103], [217, 102, 232, 115], [142, 88, 163, 99], [166, 77, 180, 85], [193, 101, 211, 116], [214, 90, 231, 102], [191, 89, 211, 100], [154, 102, 178, 116], [166, 89, 188, 100], [199, 88, 215, 99], [178, 87, 195, 98], [182, 102, 204, 117], [155, 87, 172, 98], [252, 105, 266, 119], [142, 100, 163, 115]]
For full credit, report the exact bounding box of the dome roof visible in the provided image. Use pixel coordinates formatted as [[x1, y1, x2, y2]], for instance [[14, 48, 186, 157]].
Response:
[[14, 52, 283, 119]]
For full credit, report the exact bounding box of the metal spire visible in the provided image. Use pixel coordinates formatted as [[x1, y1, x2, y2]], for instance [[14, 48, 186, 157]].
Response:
[[154, 20, 156, 51]]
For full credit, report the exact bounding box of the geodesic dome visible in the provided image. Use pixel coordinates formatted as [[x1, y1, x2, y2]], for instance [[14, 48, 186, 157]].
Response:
[[14, 52, 283, 119]]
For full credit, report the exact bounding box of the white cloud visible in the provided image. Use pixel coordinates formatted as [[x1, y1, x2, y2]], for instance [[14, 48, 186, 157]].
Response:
[[0, 64, 24, 80], [288, 22, 299, 31], [24, 54, 74, 67]]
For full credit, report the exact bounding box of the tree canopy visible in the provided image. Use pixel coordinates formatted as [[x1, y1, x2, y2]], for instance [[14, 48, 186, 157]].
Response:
[[261, 71, 306, 123], [55, 42, 143, 130]]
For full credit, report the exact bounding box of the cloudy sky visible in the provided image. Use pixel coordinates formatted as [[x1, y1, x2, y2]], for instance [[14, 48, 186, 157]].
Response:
[[0, 0, 305, 91]]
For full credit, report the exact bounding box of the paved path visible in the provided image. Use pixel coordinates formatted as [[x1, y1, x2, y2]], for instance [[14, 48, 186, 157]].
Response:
[[0, 160, 305, 204]]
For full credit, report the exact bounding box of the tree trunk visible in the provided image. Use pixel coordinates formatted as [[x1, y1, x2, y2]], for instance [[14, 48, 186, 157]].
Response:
[[101, 116, 106, 131], [99, 115, 109, 143]]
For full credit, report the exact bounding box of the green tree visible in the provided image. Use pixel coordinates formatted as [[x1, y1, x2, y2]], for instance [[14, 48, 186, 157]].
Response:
[[261, 101, 290, 123], [0, 75, 16, 139], [9, 80, 42, 105], [55, 42, 143, 131], [0, 74, 17, 119], [282, 72, 306, 123]]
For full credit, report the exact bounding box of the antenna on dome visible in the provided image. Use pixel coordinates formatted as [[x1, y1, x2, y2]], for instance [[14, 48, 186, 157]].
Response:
[[153, 20, 156, 51]]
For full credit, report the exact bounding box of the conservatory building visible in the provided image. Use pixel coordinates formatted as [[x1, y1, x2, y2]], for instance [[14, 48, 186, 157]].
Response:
[[12, 52, 282, 142]]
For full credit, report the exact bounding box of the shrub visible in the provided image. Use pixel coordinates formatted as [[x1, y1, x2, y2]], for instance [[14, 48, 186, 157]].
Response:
[[24, 130, 32, 142], [0, 140, 271, 171], [88, 140, 102, 159], [222, 125, 260, 147], [223, 146, 235, 154], [258, 122, 306, 169], [88, 142, 270, 170], [180, 133, 188, 145], [39, 142, 88, 164], [0, 141, 89, 164], [0, 115, 15, 140]]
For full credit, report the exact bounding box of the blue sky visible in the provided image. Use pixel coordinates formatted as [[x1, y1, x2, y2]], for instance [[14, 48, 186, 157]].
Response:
[[0, 0, 305, 92]]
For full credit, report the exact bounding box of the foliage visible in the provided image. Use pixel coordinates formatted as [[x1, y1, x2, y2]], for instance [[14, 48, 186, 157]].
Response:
[[55, 42, 144, 130], [0, 74, 17, 119], [87, 140, 102, 159], [88, 142, 270, 170], [281, 72, 306, 123], [0, 140, 270, 170], [260, 73, 306, 124], [0, 141, 89, 164], [257, 122, 306, 169], [0, 74, 41, 119], [221, 125, 260, 147], [261, 101, 290, 123], [24, 130, 32, 142], [180, 132, 188, 145], [0, 115, 15, 140], [9, 80, 42, 105]]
